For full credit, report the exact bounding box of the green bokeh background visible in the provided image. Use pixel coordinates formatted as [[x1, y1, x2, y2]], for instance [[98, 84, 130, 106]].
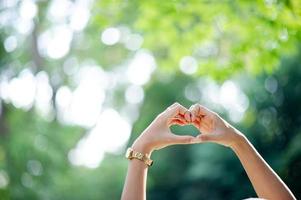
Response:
[[0, 0, 301, 199]]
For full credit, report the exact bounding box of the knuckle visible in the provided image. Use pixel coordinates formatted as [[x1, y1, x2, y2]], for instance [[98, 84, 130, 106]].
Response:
[[167, 102, 179, 110], [197, 104, 204, 109], [190, 104, 198, 112], [173, 102, 180, 107], [157, 111, 166, 119]]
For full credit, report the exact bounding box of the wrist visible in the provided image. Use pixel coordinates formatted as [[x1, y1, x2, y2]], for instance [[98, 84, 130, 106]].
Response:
[[131, 140, 153, 156], [229, 133, 248, 152]]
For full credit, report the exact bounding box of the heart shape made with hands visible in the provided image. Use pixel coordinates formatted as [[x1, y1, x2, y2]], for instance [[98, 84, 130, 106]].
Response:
[[169, 111, 201, 137], [132, 103, 222, 152], [166, 104, 230, 147]]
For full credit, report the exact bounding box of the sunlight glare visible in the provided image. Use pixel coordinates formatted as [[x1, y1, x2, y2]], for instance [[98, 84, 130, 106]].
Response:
[[125, 85, 144, 104], [4, 36, 17, 52], [124, 33, 143, 51], [38, 25, 73, 59], [55, 86, 72, 112], [101, 27, 121, 45], [19, 0, 37, 20], [126, 50, 156, 85], [35, 71, 53, 119], [56, 66, 107, 127], [13, 17, 33, 34], [179, 56, 198, 75], [47, 0, 73, 22], [7, 69, 36, 110], [69, 3, 90, 31], [0, 170, 9, 189], [69, 109, 132, 168], [219, 81, 249, 122]]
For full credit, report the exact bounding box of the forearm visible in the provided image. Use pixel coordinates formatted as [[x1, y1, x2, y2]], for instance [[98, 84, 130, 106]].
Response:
[[121, 142, 153, 200], [121, 159, 148, 200], [231, 133, 295, 200]]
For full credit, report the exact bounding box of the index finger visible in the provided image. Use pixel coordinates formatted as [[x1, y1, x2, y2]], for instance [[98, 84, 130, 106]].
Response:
[[165, 102, 190, 120], [189, 104, 211, 119]]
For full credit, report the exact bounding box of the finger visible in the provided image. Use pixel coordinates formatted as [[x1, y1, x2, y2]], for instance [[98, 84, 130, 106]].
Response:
[[189, 104, 211, 118], [201, 120, 211, 130], [192, 121, 201, 129], [198, 104, 212, 115], [189, 104, 197, 121], [167, 102, 181, 110], [189, 108, 202, 129], [170, 134, 195, 145], [197, 119, 213, 133], [201, 116, 215, 132], [175, 112, 192, 124], [191, 117, 201, 129], [195, 134, 218, 143], [165, 102, 188, 118], [168, 115, 187, 125], [194, 117, 201, 124], [171, 115, 186, 121], [184, 111, 192, 123], [189, 104, 202, 122], [192, 116, 203, 128], [169, 119, 186, 126]]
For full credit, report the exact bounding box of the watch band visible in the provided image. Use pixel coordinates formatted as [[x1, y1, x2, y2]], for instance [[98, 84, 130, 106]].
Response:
[[125, 147, 153, 167]]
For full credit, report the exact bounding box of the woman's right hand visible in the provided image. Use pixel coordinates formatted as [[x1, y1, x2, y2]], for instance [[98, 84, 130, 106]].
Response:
[[131, 102, 196, 155], [188, 104, 245, 148]]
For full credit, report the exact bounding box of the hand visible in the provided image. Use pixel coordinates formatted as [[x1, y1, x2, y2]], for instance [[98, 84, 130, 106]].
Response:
[[188, 104, 245, 148], [132, 102, 196, 155]]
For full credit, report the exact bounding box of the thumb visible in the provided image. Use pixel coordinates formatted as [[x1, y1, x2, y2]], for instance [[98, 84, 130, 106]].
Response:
[[196, 134, 217, 143], [171, 135, 195, 145]]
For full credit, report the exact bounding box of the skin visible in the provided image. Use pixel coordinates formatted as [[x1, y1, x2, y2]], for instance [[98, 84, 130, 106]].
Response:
[[121, 103, 296, 200], [121, 103, 196, 200]]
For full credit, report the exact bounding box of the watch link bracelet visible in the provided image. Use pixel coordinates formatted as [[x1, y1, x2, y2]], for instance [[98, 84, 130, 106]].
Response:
[[125, 147, 153, 167]]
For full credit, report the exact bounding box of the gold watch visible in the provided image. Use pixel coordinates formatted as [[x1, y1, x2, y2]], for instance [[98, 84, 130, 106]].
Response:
[[125, 147, 153, 167]]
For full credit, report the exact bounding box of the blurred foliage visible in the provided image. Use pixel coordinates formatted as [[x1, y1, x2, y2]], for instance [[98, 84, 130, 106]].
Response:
[[128, 50, 301, 200], [0, 0, 301, 200], [95, 0, 301, 79]]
